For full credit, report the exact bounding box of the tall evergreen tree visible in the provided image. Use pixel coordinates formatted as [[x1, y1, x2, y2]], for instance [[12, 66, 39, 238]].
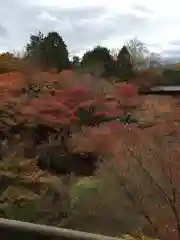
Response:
[[117, 46, 134, 80], [24, 31, 70, 71]]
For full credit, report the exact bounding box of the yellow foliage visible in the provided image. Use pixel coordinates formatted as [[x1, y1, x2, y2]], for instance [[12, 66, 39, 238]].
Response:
[[136, 95, 176, 123], [0, 52, 19, 73]]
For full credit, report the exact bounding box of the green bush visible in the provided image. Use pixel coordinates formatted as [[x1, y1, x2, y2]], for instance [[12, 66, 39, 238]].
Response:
[[69, 177, 101, 210], [160, 69, 180, 85], [75, 105, 108, 126], [1, 201, 40, 222], [76, 106, 138, 126]]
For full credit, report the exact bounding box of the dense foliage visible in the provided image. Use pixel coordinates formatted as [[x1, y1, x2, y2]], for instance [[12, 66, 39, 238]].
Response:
[[25, 31, 70, 71], [0, 31, 180, 240]]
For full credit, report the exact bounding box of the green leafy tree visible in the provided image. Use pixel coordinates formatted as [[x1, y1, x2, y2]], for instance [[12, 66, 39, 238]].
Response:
[[71, 56, 80, 68], [81, 46, 112, 65], [42, 32, 70, 71], [117, 46, 135, 80], [24, 31, 70, 71], [24, 31, 44, 67], [81, 46, 118, 78]]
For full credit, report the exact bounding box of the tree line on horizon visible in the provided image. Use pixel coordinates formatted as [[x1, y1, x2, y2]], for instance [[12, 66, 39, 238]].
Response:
[[0, 30, 164, 81], [24, 31, 136, 80]]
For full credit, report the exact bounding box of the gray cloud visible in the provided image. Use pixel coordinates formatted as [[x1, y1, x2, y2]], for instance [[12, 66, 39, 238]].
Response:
[[0, 1, 108, 52], [163, 48, 180, 56], [0, 25, 7, 38], [168, 39, 180, 47], [0, 24, 8, 51], [0, 0, 152, 55], [1, 0, 177, 62], [131, 4, 153, 14], [160, 40, 180, 60], [62, 13, 149, 54]]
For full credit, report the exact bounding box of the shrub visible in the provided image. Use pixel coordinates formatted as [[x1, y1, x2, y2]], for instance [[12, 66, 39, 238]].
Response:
[[69, 177, 101, 210], [160, 69, 180, 85], [131, 69, 162, 90], [0, 53, 20, 73]]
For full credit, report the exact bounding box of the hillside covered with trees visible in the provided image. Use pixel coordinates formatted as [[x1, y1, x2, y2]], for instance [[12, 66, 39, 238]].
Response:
[[0, 31, 180, 240]]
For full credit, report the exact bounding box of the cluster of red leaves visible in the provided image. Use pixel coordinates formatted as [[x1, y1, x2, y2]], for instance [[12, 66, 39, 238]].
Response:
[[0, 70, 141, 135], [1, 70, 180, 238], [8, 70, 136, 127], [115, 82, 137, 97], [19, 87, 124, 127], [19, 88, 91, 125]]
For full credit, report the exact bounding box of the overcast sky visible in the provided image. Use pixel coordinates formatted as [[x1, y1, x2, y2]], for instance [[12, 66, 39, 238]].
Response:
[[1, 0, 180, 59]]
